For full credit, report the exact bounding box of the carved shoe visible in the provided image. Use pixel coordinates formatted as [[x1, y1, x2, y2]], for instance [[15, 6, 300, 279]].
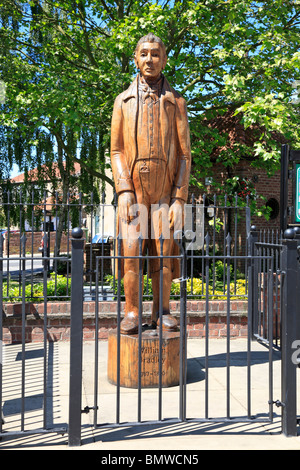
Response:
[[120, 312, 139, 335], [156, 311, 178, 332]]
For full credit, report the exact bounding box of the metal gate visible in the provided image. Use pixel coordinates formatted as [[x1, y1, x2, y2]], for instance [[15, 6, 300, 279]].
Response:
[[0, 233, 68, 442], [68, 223, 300, 445], [0, 195, 299, 447], [248, 225, 300, 437]]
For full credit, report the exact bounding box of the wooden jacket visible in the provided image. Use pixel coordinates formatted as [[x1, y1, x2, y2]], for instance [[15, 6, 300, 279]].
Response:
[[110, 74, 191, 202]]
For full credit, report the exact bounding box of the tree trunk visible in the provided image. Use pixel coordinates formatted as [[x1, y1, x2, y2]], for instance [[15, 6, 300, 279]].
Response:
[[54, 127, 70, 256]]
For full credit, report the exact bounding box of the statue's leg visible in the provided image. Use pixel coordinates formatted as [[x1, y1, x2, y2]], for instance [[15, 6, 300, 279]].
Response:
[[121, 270, 140, 335], [120, 223, 145, 335], [150, 237, 178, 332], [151, 266, 177, 331]]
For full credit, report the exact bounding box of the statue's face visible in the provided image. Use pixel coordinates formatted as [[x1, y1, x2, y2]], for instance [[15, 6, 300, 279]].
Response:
[[134, 42, 167, 81]]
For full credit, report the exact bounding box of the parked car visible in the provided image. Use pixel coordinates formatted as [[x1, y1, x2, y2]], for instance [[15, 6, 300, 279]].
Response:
[[91, 234, 112, 244]]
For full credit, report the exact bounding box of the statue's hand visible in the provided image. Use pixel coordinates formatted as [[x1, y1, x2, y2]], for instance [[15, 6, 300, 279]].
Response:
[[169, 199, 184, 231], [118, 191, 136, 224]]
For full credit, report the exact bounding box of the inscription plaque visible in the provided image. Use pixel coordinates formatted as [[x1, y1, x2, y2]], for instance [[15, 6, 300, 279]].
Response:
[[107, 329, 180, 388]]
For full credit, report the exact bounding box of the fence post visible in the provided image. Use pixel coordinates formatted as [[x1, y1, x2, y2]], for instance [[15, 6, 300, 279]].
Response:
[[180, 237, 187, 421], [68, 227, 84, 447], [281, 228, 299, 437], [247, 225, 258, 340], [175, 230, 188, 422]]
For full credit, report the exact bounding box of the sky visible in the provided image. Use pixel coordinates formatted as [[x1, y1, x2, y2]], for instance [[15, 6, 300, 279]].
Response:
[[10, 164, 22, 178]]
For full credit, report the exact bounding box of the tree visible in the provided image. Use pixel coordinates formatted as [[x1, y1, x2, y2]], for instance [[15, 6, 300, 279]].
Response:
[[0, 0, 299, 224], [0, 0, 113, 250]]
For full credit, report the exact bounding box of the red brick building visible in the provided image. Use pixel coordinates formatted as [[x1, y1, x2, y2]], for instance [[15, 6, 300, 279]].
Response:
[[190, 110, 289, 233]]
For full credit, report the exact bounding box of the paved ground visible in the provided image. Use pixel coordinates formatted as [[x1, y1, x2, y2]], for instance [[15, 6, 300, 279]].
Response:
[[0, 338, 300, 451]]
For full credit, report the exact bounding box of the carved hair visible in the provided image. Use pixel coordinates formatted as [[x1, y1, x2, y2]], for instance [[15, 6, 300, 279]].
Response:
[[135, 33, 167, 57]]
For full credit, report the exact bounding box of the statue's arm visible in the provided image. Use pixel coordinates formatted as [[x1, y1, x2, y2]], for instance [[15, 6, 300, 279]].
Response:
[[110, 94, 134, 195], [171, 96, 191, 203]]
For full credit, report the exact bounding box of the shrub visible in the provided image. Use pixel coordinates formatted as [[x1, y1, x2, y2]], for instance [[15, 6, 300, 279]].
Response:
[[105, 274, 246, 299], [105, 274, 153, 297], [3, 273, 71, 302]]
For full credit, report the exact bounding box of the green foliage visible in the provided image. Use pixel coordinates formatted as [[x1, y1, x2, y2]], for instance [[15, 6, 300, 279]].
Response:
[[3, 273, 71, 302], [105, 274, 153, 297], [3, 266, 247, 303], [105, 265, 247, 299], [0, 0, 299, 221], [171, 277, 246, 300]]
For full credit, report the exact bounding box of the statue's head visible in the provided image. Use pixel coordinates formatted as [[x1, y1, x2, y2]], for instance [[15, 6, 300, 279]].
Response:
[[134, 33, 167, 82]]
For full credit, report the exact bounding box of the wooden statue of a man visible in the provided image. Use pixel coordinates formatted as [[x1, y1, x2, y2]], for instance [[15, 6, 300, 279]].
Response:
[[110, 33, 191, 335]]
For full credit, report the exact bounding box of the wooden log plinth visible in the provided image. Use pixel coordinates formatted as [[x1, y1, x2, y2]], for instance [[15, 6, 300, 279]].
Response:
[[107, 328, 180, 388]]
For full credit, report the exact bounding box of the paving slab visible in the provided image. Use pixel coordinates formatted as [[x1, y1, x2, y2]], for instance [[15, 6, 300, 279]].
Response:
[[0, 338, 299, 450]]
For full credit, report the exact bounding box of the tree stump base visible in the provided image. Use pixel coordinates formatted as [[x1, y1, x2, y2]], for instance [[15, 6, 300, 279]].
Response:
[[107, 328, 180, 388]]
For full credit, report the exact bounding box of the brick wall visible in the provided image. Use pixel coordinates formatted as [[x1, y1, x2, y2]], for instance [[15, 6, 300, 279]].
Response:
[[191, 163, 293, 234], [2, 300, 248, 344]]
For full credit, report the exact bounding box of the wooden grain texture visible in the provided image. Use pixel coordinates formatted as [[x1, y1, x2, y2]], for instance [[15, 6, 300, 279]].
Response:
[[107, 329, 180, 388]]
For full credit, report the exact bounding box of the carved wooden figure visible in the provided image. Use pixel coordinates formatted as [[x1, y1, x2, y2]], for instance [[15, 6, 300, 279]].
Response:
[[110, 33, 191, 335]]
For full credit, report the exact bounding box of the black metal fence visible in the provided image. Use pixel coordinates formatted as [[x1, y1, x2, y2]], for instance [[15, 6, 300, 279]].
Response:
[[248, 227, 284, 350], [248, 225, 300, 437], [1, 192, 300, 446], [66, 224, 300, 445], [0, 190, 253, 304]]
